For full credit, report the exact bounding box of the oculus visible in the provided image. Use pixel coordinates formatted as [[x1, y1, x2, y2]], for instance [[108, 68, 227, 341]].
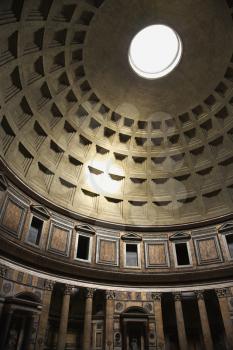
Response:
[[129, 24, 182, 79]]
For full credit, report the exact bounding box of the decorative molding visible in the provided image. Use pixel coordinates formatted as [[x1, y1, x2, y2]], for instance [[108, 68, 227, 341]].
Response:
[[0, 193, 28, 238], [96, 235, 119, 266], [215, 288, 228, 299], [151, 292, 162, 302], [169, 232, 191, 241], [195, 290, 204, 300], [64, 284, 73, 295], [144, 240, 170, 268], [74, 230, 93, 263], [121, 233, 142, 241], [3, 281, 13, 295], [30, 205, 51, 220], [75, 224, 95, 235], [219, 222, 233, 233], [144, 302, 153, 313], [44, 280, 55, 291], [193, 235, 223, 265], [106, 290, 116, 300], [173, 292, 182, 301], [2, 255, 233, 292], [47, 221, 72, 257], [115, 302, 124, 312], [85, 287, 95, 298]]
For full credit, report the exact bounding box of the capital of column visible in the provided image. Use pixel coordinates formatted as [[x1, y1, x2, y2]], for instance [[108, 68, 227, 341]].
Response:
[[44, 280, 55, 291], [216, 288, 229, 299], [0, 264, 8, 278], [64, 284, 73, 295], [195, 290, 204, 300], [173, 292, 182, 302], [85, 287, 95, 299], [151, 292, 162, 302], [106, 290, 116, 300]]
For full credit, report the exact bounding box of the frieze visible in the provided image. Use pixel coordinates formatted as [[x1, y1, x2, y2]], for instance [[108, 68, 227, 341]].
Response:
[[115, 302, 124, 312], [34, 290, 42, 302], [2, 281, 13, 295], [144, 303, 153, 313], [17, 272, 24, 283], [135, 292, 141, 300]]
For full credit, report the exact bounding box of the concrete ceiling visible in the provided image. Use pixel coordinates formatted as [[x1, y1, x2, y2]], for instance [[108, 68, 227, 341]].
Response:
[[0, 0, 233, 226]]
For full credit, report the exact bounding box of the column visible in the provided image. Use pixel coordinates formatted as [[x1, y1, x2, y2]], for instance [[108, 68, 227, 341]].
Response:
[[152, 292, 165, 350], [83, 288, 95, 350], [105, 290, 115, 350], [35, 280, 55, 350], [173, 292, 188, 350], [0, 308, 13, 350], [57, 284, 73, 350], [195, 291, 213, 350], [216, 288, 233, 350]]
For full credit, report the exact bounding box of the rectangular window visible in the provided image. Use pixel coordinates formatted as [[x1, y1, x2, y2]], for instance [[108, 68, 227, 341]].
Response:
[[27, 216, 43, 245], [76, 235, 90, 260], [226, 234, 233, 258], [126, 244, 138, 267], [175, 242, 190, 266]]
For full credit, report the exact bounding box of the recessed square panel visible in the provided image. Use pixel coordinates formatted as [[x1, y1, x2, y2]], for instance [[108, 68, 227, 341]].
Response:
[[47, 221, 72, 256], [0, 195, 27, 237], [145, 240, 170, 268], [194, 235, 223, 265], [96, 235, 119, 266]]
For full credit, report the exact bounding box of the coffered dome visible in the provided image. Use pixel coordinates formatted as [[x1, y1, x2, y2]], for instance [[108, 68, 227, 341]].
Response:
[[0, 0, 233, 226]]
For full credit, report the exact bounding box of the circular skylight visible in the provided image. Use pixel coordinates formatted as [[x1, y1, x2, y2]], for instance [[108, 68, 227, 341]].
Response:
[[129, 25, 182, 79]]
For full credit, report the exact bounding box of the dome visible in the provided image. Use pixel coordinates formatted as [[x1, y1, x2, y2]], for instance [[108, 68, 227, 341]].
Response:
[[0, 0, 232, 227]]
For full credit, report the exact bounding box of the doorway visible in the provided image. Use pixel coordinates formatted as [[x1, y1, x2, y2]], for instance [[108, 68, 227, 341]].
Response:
[[5, 312, 33, 350], [121, 307, 149, 350], [125, 321, 146, 350], [0, 292, 41, 350]]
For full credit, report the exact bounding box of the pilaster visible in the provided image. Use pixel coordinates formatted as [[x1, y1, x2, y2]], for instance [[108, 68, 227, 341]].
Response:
[[151, 292, 165, 350], [105, 290, 115, 350]]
